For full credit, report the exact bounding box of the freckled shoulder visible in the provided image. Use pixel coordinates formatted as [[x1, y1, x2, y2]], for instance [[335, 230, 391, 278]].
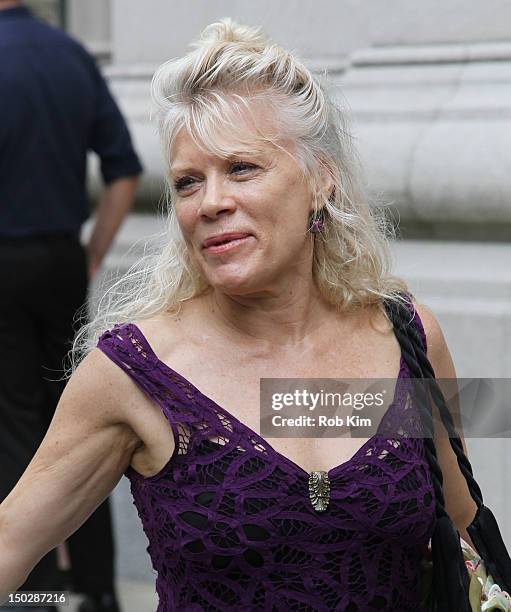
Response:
[[411, 301, 454, 376], [367, 301, 395, 334], [131, 308, 188, 357]]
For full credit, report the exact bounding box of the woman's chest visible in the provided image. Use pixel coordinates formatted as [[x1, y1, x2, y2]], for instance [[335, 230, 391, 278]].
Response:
[[129, 306, 405, 477], [153, 334, 404, 474]]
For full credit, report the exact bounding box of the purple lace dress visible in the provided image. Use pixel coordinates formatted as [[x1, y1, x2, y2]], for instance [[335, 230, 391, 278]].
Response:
[[97, 305, 435, 611]]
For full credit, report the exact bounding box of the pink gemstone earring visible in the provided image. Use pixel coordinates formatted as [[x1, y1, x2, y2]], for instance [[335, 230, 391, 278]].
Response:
[[309, 209, 325, 234], [310, 218, 324, 234]]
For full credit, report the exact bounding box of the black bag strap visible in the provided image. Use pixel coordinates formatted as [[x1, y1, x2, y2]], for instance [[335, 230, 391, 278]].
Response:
[[383, 293, 511, 610]]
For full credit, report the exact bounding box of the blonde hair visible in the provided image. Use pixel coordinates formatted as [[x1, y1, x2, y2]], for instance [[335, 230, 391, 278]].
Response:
[[69, 18, 409, 373]]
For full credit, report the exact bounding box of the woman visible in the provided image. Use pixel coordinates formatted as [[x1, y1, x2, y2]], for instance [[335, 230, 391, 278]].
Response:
[[0, 18, 479, 611]]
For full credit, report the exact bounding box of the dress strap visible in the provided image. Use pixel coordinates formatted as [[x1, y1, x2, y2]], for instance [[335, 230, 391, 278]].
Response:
[[97, 322, 213, 433], [97, 322, 192, 427], [97, 322, 159, 392]]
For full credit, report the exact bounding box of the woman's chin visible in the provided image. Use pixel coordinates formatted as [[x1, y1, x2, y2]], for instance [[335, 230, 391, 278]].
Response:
[[206, 274, 263, 295], [201, 263, 258, 291], [211, 281, 256, 295]]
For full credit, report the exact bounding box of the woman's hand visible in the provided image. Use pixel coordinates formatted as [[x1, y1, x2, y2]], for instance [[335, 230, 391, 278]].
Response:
[[414, 301, 479, 549], [0, 349, 141, 602]]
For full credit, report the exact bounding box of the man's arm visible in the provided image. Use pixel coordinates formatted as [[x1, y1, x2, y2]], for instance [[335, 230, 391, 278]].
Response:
[[86, 175, 139, 280], [85, 51, 143, 280]]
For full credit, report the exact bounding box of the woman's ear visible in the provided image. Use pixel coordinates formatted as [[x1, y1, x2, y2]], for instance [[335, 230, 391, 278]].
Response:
[[317, 161, 335, 207]]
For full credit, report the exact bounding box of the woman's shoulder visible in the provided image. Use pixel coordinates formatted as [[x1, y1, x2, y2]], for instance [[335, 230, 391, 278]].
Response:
[[131, 305, 195, 358], [69, 321, 180, 444], [409, 298, 454, 375], [92, 302, 192, 359], [74, 308, 187, 397], [64, 346, 146, 437], [374, 292, 450, 366]]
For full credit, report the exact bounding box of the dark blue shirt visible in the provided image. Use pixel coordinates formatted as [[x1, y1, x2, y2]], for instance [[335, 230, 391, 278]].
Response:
[[0, 6, 143, 237]]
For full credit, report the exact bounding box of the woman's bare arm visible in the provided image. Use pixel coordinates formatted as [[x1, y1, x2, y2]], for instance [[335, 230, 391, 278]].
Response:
[[0, 348, 142, 602], [415, 302, 479, 548]]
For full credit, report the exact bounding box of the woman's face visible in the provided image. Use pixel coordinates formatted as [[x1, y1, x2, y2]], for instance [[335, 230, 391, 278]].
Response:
[[169, 111, 325, 297]]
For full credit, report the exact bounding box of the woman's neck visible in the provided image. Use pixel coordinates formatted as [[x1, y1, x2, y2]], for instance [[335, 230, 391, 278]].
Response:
[[203, 285, 342, 352]]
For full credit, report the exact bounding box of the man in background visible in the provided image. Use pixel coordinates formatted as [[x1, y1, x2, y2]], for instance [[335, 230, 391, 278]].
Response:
[[0, 2, 143, 611]]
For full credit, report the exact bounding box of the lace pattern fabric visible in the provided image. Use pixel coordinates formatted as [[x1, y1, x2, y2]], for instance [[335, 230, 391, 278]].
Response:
[[97, 303, 436, 611]]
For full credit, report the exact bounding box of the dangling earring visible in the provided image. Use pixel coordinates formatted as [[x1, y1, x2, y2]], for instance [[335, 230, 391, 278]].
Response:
[[308, 208, 325, 234]]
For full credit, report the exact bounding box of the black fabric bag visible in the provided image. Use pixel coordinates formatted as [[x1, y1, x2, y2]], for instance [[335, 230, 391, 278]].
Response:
[[383, 294, 511, 611]]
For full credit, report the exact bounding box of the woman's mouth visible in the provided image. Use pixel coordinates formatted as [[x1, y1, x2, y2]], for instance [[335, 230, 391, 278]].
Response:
[[203, 235, 252, 254]]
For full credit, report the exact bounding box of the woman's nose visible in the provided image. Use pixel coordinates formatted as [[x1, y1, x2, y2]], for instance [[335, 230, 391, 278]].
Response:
[[199, 175, 236, 218]]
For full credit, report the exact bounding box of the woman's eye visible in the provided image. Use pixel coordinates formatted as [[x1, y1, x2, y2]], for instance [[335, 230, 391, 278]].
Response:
[[174, 177, 196, 191], [231, 162, 256, 174], [174, 163, 256, 192]]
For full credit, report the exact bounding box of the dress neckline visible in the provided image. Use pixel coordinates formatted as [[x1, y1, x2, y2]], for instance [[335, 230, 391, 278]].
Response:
[[120, 321, 409, 480]]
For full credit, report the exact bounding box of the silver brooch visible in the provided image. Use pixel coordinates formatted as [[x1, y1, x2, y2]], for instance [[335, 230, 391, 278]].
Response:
[[308, 470, 330, 512]]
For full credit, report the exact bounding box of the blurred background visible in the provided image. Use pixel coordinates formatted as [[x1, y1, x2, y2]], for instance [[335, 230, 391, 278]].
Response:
[[25, 0, 511, 608]]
